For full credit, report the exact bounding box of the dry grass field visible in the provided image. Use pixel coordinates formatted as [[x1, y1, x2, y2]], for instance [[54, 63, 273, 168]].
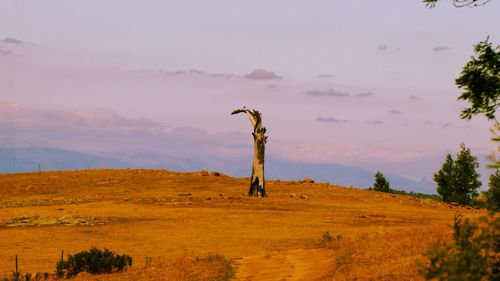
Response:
[[0, 169, 487, 280]]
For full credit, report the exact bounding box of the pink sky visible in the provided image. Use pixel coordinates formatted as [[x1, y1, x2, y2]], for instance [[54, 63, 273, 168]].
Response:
[[1, 0, 499, 181]]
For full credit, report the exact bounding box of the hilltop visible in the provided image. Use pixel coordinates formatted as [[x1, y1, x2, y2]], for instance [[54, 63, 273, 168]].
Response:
[[0, 169, 485, 280]]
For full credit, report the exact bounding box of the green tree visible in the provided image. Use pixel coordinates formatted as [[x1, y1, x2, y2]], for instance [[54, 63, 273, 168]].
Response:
[[373, 171, 391, 192], [425, 1, 500, 168], [487, 170, 500, 210], [455, 39, 500, 121], [433, 144, 481, 205], [434, 154, 455, 202]]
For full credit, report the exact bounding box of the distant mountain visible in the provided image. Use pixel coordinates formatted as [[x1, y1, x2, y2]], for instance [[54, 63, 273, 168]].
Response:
[[0, 146, 436, 194], [0, 147, 132, 172]]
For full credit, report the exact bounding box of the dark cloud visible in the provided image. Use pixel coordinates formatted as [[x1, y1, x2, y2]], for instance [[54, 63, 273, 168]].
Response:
[[409, 95, 421, 100], [317, 74, 333, 79], [244, 69, 282, 80], [304, 89, 349, 97], [388, 110, 402, 115], [1, 37, 33, 45], [355, 92, 374, 98], [366, 120, 383, 125], [133, 68, 238, 79], [134, 68, 281, 81], [2, 37, 24, 44], [442, 123, 453, 128], [0, 49, 12, 55], [432, 46, 451, 52], [377, 45, 388, 51], [316, 116, 349, 123]]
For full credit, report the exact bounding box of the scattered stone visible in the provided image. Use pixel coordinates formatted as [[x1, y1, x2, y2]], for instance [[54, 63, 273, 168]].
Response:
[[300, 194, 308, 199], [1, 215, 122, 227], [301, 178, 314, 184], [211, 171, 221, 176], [289, 193, 297, 198], [199, 170, 209, 176], [178, 193, 192, 196]]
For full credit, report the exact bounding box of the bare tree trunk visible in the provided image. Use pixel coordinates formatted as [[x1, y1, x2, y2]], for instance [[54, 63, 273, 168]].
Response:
[[231, 108, 267, 197]]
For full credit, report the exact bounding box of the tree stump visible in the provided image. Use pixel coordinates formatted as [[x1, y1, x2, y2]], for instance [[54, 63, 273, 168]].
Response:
[[231, 108, 267, 197]]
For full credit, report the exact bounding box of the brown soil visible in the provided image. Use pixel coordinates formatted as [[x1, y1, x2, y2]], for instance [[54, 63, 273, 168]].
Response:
[[0, 169, 485, 280]]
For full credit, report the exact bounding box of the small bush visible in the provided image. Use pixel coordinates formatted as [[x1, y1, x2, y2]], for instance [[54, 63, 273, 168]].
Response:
[[56, 247, 132, 278], [419, 213, 499, 281], [321, 231, 342, 249], [322, 231, 334, 242]]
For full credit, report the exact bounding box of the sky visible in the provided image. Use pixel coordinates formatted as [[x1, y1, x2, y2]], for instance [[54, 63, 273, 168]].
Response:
[[1, 0, 499, 181]]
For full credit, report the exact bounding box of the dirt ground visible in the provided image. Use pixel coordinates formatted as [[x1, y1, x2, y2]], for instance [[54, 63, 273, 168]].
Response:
[[0, 169, 486, 280]]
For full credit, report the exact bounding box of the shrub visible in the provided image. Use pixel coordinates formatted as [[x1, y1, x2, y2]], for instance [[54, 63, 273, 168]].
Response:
[[56, 247, 132, 278], [321, 231, 342, 249], [419, 213, 499, 280]]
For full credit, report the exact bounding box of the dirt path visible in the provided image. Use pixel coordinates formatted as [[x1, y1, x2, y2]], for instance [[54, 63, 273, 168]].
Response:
[[233, 248, 334, 281]]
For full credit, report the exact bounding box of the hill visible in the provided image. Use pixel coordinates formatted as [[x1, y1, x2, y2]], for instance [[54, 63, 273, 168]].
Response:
[[0, 147, 436, 194], [0, 169, 485, 280]]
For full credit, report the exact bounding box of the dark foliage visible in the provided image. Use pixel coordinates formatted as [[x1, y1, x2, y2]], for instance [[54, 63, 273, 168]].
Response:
[[390, 189, 442, 201], [195, 254, 235, 281], [373, 171, 391, 193], [56, 247, 132, 278], [423, 0, 492, 8], [419, 213, 499, 280], [487, 170, 500, 210], [455, 39, 500, 120], [433, 144, 481, 205]]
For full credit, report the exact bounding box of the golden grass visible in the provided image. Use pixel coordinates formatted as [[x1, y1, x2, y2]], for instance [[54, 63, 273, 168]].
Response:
[[0, 169, 487, 280]]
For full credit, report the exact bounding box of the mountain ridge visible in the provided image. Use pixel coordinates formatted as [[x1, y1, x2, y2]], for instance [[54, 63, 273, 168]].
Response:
[[0, 146, 436, 194]]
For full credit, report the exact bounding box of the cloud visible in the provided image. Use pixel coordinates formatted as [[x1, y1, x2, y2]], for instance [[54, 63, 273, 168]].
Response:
[[1, 37, 32, 45], [317, 74, 333, 79], [366, 120, 383, 125], [354, 92, 374, 98], [133, 68, 238, 79], [0, 101, 164, 133], [143, 68, 282, 80], [0, 102, 252, 158], [316, 116, 349, 123], [377, 45, 388, 51], [267, 84, 277, 89], [388, 110, 402, 115], [442, 123, 453, 128], [432, 46, 451, 52], [409, 95, 421, 100], [244, 69, 282, 80], [304, 89, 349, 97], [0, 49, 12, 55]]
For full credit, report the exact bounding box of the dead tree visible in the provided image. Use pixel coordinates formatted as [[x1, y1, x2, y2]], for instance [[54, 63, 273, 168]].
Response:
[[231, 107, 267, 197]]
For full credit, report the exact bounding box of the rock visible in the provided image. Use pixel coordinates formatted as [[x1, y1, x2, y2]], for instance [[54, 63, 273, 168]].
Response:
[[300, 194, 308, 199], [302, 178, 314, 184], [289, 193, 297, 198]]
